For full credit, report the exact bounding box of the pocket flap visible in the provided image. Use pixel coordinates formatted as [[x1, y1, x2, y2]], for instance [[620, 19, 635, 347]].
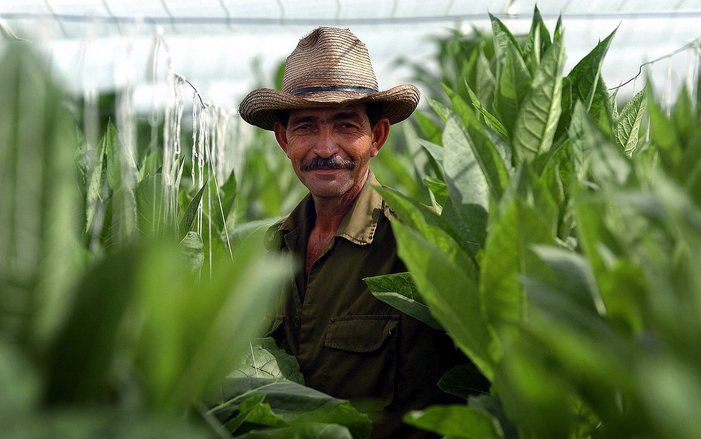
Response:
[[325, 315, 398, 353]]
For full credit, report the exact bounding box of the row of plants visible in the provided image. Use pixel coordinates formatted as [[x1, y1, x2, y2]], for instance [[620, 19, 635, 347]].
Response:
[[366, 7, 701, 439]]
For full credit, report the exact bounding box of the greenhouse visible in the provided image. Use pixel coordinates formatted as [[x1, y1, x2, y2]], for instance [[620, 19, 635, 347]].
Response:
[[1, 1, 700, 438]]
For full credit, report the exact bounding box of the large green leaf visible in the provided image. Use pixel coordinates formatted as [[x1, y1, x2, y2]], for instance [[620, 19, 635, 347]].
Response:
[[413, 110, 443, 144], [418, 139, 444, 165], [392, 221, 496, 380], [646, 86, 680, 160], [103, 121, 121, 190], [438, 363, 489, 400], [221, 393, 282, 431], [372, 145, 429, 205], [3, 409, 210, 439], [570, 103, 632, 186], [480, 168, 557, 327], [491, 14, 533, 135], [235, 423, 352, 439], [135, 175, 166, 237], [570, 101, 630, 186], [441, 116, 490, 248], [637, 356, 701, 439], [475, 48, 496, 108], [44, 247, 141, 403], [137, 235, 293, 409], [440, 198, 482, 256], [404, 405, 504, 439], [571, 29, 616, 110], [529, 246, 603, 316], [424, 177, 449, 208], [427, 97, 452, 123], [101, 119, 137, 245], [179, 230, 204, 271], [591, 78, 616, 137], [446, 91, 510, 198], [375, 186, 477, 274], [466, 84, 509, 141], [670, 85, 698, 145], [179, 182, 207, 239], [364, 272, 442, 329], [212, 378, 371, 439], [229, 337, 304, 384], [522, 5, 552, 74], [614, 88, 647, 155], [214, 169, 238, 232], [0, 43, 82, 347], [417, 138, 443, 179], [556, 29, 617, 140], [512, 37, 565, 162], [0, 343, 39, 421], [85, 129, 109, 236]]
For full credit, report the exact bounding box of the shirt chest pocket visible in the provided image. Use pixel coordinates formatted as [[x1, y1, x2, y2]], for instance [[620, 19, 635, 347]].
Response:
[[320, 315, 399, 407]]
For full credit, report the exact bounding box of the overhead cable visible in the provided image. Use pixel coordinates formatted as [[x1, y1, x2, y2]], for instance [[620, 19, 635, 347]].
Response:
[[609, 38, 701, 90], [2, 10, 701, 27]]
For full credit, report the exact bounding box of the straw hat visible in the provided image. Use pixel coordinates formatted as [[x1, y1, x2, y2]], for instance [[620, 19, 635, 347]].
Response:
[[238, 27, 420, 131]]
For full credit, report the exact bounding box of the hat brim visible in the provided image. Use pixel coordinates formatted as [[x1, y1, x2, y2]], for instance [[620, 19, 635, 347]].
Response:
[[238, 84, 420, 131]]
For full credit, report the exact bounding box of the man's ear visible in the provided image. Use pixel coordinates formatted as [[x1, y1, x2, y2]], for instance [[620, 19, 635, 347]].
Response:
[[273, 121, 289, 154], [370, 118, 390, 157]]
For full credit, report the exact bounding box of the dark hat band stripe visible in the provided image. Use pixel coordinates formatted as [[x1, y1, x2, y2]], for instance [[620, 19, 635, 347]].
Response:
[[291, 85, 379, 95]]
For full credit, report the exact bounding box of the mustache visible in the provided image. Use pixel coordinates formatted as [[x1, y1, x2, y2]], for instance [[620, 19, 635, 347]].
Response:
[[300, 155, 355, 171]]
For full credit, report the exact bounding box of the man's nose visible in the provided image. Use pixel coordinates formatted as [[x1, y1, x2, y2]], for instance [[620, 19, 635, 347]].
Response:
[[312, 124, 338, 158]]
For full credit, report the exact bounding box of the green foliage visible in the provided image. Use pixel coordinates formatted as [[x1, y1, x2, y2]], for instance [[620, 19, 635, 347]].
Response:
[[364, 272, 442, 329], [614, 88, 647, 155], [0, 42, 82, 349], [405, 405, 504, 439], [235, 423, 353, 439], [1, 42, 372, 439], [209, 378, 371, 438], [556, 28, 616, 140], [438, 364, 490, 400], [392, 221, 496, 380], [376, 6, 701, 439], [511, 32, 565, 161], [229, 337, 305, 384]]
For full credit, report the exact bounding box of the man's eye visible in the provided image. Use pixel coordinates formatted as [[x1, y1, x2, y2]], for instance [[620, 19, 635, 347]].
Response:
[[338, 123, 357, 130], [294, 124, 311, 132]]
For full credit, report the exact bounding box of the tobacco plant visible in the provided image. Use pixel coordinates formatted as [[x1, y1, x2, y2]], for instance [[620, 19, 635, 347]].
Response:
[[367, 7, 701, 439]]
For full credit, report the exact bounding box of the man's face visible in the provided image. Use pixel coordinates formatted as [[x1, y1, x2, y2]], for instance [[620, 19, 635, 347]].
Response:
[[273, 104, 390, 200]]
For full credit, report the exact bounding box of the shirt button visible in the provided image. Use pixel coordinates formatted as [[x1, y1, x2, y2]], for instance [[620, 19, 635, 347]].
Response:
[[293, 316, 301, 328]]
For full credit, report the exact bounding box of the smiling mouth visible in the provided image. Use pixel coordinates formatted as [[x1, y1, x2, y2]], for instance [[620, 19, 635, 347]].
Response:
[[307, 168, 343, 174]]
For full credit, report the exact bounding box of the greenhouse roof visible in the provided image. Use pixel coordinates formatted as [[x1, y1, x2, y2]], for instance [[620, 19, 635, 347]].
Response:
[[1, 0, 700, 110]]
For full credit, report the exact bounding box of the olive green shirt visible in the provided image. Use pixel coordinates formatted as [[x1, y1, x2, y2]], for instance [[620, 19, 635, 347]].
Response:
[[266, 171, 482, 438]]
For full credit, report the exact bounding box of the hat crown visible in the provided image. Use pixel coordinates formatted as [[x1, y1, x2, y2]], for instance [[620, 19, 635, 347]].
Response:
[[281, 27, 379, 94]]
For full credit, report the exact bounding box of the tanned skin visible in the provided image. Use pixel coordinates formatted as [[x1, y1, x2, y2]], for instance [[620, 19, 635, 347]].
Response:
[[273, 104, 390, 274]]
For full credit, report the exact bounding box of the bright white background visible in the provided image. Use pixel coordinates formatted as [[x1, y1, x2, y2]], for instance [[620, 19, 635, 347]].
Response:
[[1, 0, 700, 111]]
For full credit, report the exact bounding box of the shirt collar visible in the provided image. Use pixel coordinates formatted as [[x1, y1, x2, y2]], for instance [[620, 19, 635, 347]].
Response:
[[334, 170, 383, 245], [274, 170, 384, 247]]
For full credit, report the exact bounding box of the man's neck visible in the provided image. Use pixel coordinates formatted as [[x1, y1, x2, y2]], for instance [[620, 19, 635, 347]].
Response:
[[311, 170, 369, 236]]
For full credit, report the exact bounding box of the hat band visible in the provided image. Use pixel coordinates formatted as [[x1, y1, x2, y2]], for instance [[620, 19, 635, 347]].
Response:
[[291, 85, 379, 96]]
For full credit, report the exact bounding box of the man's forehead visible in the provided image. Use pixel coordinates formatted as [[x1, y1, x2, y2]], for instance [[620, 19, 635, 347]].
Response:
[[288, 104, 367, 121]]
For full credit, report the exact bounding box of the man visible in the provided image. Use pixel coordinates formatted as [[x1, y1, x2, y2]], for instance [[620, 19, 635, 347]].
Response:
[[238, 27, 486, 438]]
